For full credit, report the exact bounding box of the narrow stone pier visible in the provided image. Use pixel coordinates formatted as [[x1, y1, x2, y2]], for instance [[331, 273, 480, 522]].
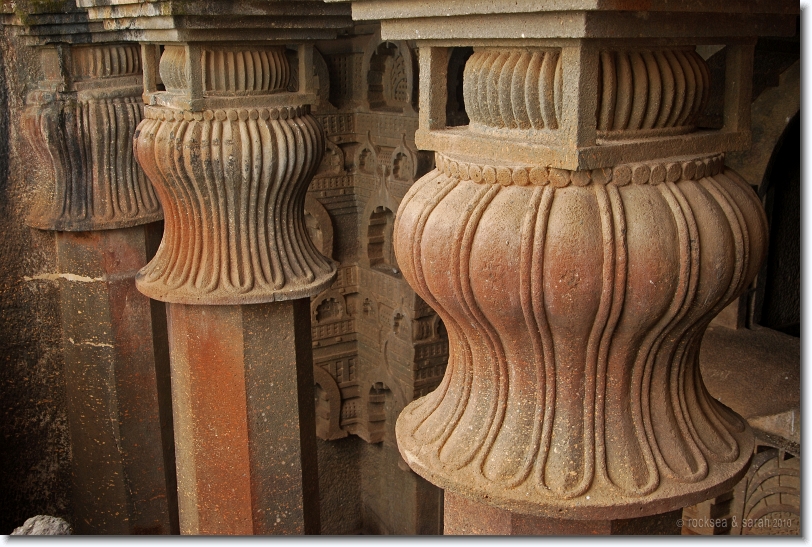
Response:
[[9, 6, 178, 533]]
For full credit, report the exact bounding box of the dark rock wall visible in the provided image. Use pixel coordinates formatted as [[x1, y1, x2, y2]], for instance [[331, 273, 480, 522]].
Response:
[[0, 28, 71, 533], [759, 114, 800, 335]]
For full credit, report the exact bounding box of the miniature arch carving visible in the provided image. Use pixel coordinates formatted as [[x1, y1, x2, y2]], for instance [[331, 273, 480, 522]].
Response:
[[304, 195, 334, 260], [313, 365, 347, 441], [363, 33, 415, 113], [366, 205, 397, 274]]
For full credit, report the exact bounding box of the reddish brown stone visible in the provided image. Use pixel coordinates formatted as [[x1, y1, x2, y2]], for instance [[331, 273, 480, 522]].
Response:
[[56, 225, 177, 534], [167, 300, 319, 534]]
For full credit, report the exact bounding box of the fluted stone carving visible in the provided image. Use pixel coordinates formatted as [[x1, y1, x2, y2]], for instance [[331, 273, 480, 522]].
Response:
[[24, 44, 161, 231], [134, 45, 335, 304], [159, 45, 292, 96], [461, 46, 709, 137], [389, 42, 768, 520], [464, 48, 562, 131], [394, 151, 766, 517], [597, 48, 709, 135], [330, 0, 799, 525]]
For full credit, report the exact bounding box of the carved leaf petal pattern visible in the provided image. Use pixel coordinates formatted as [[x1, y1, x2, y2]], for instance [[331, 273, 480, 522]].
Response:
[[134, 106, 336, 304], [394, 163, 765, 518], [24, 96, 161, 230]]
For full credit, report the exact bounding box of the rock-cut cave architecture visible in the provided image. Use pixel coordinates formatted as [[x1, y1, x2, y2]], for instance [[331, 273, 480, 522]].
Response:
[[0, 0, 800, 536]]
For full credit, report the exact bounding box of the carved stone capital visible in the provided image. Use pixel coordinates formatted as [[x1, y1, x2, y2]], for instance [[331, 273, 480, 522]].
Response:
[[23, 43, 161, 231], [332, 0, 797, 525], [393, 153, 766, 518], [134, 44, 336, 304]]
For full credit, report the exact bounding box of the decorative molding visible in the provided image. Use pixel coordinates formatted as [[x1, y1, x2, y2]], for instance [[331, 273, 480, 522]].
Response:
[[435, 151, 725, 187], [143, 104, 308, 122]]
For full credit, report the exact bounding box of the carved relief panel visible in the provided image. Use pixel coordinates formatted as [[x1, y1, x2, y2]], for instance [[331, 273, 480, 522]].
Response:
[[305, 27, 448, 447]]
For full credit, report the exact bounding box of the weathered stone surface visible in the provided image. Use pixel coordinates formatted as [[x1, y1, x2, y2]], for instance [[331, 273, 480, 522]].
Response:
[[326, 0, 799, 531], [444, 491, 682, 535], [135, 100, 335, 304], [0, 0, 801, 538], [11, 515, 72, 535], [77, 0, 352, 44], [55, 226, 177, 534], [303, 25, 447, 534], [0, 20, 74, 537], [128, 42, 341, 307], [3, 2, 179, 535], [167, 300, 319, 534], [23, 43, 160, 231], [395, 151, 764, 519]]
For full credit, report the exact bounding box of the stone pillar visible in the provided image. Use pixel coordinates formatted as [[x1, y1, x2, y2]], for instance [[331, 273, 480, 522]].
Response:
[[330, 0, 798, 534], [136, 43, 334, 536], [76, 0, 352, 534], [11, 6, 179, 532]]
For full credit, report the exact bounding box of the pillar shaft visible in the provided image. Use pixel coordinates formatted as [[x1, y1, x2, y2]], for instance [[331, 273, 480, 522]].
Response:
[[73, 3, 352, 532], [128, 39, 339, 533], [167, 300, 319, 534], [443, 491, 681, 535], [56, 225, 177, 534], [17, 21, 178, 532]]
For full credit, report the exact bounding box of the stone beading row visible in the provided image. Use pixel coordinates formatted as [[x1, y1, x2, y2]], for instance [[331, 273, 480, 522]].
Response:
[[144, 104, 311, 122], [435, 152, 725, 188]]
